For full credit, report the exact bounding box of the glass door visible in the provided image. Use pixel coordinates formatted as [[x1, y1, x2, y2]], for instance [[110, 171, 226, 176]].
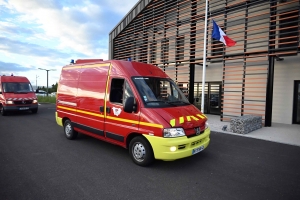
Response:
[[293, 81, 300, 124], [193, 82, 221, 115], [193, 83, 208, 113], [208, 82, 221, 115]]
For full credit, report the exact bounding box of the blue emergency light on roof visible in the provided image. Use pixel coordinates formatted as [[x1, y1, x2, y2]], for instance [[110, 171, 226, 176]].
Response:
[[70, 59, 75, 64], [127, 58, 132, 61]]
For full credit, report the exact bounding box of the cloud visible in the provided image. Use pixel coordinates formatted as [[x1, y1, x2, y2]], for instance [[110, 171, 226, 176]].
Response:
[[0, 22, 35, 36], [0, 0, 138, 85], [3, 0, 137, 57], [0, 36, 75, 58], [0, 60, 33, 73]]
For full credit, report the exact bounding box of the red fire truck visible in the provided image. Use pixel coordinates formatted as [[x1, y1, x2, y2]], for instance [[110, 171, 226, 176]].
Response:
[[0, 75, 38, 115], [56, 59, 210, 166]]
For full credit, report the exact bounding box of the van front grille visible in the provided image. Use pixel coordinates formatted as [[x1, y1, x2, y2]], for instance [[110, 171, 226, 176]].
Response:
[[14, 100, 33, 105]]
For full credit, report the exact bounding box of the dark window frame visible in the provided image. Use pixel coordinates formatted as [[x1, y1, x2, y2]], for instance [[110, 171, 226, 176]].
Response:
[[278, 9, 299, 53]]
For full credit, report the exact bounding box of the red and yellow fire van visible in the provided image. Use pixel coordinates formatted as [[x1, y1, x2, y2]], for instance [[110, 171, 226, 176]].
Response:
[[0, 75, 38, 116], [56, 59, 210, 166]]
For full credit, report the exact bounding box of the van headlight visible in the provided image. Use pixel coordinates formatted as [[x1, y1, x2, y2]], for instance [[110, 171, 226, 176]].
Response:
[[163, 128, 185, 138], [205, 122, 209, 130], [33, 99, 38, 103], [6, 100, 14, 104]]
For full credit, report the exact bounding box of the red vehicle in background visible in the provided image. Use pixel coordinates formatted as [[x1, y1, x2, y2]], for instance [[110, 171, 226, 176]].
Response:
[[56, 59, 210, 166], [0, 75, 38, 116]]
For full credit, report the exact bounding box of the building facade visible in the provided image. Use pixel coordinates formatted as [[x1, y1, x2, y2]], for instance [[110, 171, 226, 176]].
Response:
[[109, 0, 300, 126]]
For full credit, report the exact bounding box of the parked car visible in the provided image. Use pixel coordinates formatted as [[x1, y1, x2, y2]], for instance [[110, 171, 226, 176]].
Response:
[[35, 90, 47, 96]]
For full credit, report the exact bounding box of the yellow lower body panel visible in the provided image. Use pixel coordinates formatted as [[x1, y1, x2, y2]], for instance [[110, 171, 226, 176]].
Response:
[[144, 128, 210, 161], [56, 112, 63, 127]]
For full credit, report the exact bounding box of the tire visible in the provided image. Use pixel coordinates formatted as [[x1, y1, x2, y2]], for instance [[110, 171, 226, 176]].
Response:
[[63, 119, 78, 140], [31, 108, 38, 114], [129, 136, 154, 166], [1, 106, 7, 116]]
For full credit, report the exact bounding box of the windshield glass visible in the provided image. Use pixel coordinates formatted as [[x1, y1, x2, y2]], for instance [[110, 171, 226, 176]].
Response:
[[2, 82, 34, 93], [132, 77, 190, 107]]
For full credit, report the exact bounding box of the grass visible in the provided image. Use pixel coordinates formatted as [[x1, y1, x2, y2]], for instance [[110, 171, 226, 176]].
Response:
[[37, 96, 56, 103]]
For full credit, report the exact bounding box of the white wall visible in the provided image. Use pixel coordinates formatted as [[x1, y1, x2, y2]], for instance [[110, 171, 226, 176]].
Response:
[[194, 62, 223, 82], [273, 55, 300, 124]]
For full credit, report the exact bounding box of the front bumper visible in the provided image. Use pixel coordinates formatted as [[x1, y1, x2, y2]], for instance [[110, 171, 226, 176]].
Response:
[[144, 128, 210, 161], [3, 104, 38, 111]]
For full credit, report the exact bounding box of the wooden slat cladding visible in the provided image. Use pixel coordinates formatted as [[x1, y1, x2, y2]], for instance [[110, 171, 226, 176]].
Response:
[[111, 0, 300, 124], [222, 56, 268, 122]]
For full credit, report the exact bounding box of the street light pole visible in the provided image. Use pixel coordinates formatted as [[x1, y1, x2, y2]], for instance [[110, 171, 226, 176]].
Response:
[[36, 75, 39, 91], [38, 68, 56, 96]]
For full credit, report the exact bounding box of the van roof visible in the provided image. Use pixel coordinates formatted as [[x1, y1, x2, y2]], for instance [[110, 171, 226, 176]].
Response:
[[64, 59, 168, 78], [0, 76, 30, 82]]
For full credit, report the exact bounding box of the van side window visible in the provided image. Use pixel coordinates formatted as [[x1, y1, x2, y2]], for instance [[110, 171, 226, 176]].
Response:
[[110, 79, 124, 104], [124, 81, 134, 103]]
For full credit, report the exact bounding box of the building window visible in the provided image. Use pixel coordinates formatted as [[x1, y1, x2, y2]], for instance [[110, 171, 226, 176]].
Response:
[[279, 10, 299, 51], [176, 36, 184, 62], [161, 39, 169, 63], [150, 42, 157, 64]]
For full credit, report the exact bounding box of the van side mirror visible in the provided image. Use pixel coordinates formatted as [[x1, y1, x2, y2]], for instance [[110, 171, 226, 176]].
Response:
[[124, 97, 136, 113]]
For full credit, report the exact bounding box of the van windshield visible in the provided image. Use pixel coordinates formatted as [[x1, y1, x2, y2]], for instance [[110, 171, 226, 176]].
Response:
[[2, 82, 34, 93], [132, 77, 190, 107]]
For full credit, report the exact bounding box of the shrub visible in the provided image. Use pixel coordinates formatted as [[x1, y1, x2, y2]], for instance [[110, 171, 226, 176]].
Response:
[[37, 96, 56, 103]]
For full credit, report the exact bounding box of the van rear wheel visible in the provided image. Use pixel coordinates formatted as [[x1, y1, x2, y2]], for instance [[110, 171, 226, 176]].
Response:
[[64, 119, 78, 140], [129, 136, 154, 166]]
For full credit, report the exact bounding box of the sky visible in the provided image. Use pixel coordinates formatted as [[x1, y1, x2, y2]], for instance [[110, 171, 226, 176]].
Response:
[[0, 0, 138, 89]]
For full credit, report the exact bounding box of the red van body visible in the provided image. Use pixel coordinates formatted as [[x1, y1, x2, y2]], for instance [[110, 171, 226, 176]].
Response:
[[0, 76, 38, 116], [56, 60, 210, 166]]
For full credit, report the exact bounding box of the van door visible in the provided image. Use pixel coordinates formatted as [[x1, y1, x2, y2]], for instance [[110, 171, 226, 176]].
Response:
[[75, 64, 109, 138], [104, 78, 139, 146]]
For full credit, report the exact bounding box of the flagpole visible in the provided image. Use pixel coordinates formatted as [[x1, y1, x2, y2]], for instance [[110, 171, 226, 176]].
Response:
[[201, 0, 208, 113]]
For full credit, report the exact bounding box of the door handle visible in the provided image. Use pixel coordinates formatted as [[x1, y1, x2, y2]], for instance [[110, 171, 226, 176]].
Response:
[[100, 106, 111, 113]]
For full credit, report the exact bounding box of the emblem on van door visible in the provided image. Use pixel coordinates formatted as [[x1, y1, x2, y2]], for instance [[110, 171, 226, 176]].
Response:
[[195, 127, 201, 135], [112, 107, 122, 116]]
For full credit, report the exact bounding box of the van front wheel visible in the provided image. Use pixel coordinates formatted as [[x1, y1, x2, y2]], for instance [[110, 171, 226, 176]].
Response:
[[129, 136, 154, 166], [1, 106, 7, 116], [64, 120, 78, 140], [31, 108, 38, 114]]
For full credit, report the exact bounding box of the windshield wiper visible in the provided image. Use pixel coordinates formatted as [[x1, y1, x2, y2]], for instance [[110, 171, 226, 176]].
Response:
[[167, 100, 190, 105], [145, 101, 173, 105]]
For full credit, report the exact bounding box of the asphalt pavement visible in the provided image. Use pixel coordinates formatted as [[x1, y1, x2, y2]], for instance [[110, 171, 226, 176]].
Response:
[[0, 104, 300, 200]]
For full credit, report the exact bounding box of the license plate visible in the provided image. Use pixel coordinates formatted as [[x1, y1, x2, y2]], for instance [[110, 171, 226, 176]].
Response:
[[192, 145, 204, 155], [19, 107, 29, 110]]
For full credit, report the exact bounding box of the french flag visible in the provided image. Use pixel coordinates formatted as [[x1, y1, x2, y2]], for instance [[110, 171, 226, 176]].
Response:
[[212, 20, 236, 47]]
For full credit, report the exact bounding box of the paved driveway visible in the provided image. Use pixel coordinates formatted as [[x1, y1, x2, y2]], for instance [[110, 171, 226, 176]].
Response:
[[0, 104, 300, 200]]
